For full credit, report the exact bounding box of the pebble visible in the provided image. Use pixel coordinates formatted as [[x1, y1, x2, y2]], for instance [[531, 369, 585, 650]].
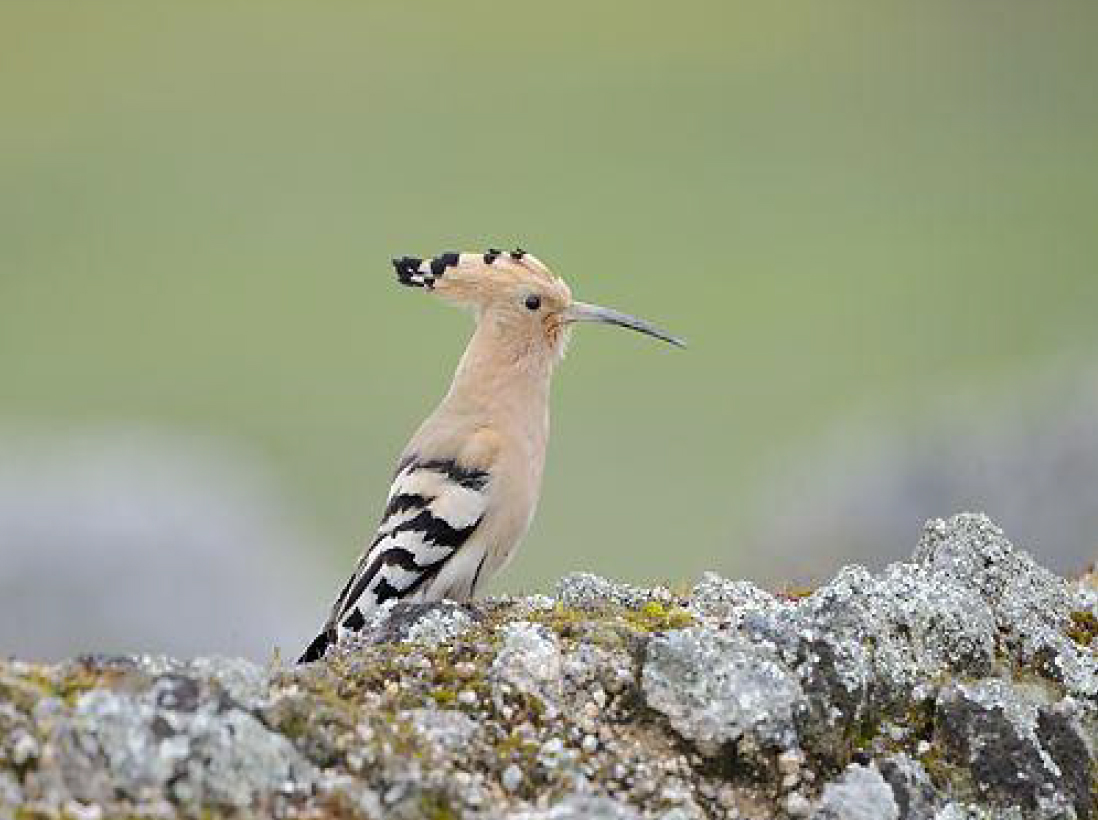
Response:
[[784, 792, 813, 817], [582, 734, 599, 754], [458, 690, 478, 706], [777, 749, 802, 776], [501, 764, 523, 793]]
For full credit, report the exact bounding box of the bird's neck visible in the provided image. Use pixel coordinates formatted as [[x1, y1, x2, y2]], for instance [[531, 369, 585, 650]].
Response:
[[441, 320, 554, 435]]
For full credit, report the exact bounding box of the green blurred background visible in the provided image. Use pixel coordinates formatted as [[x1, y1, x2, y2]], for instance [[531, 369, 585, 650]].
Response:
[[3, 2, 1097, 658]]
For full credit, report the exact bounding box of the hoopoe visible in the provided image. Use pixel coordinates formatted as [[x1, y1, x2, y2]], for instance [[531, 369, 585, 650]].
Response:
[[299, 249, 683, 663]]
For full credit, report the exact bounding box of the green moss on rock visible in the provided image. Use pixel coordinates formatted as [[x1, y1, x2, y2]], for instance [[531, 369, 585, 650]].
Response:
[[1066, 610, 1098, 646]]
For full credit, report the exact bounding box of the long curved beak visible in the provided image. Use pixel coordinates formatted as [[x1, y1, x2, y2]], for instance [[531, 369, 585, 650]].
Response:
[[562, 301, 686, 348]]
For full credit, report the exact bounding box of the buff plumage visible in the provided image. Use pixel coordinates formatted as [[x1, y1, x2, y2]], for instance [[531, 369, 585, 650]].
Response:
[[300, 249, 682, 663]]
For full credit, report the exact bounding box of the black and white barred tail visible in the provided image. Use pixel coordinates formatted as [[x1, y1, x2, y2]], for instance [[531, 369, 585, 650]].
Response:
[[298, 455, 490, 663]]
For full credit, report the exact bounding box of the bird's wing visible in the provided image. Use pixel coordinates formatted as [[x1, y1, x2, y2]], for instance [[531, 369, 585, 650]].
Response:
[[298, 456, 489, 662]]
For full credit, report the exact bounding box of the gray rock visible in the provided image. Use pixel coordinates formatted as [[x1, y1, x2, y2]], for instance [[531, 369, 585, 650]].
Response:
[[556, 572, 671, 611], [351, 600, 474, 647], [877, 754, 941, 820], [642, 628, 804, 756], [501, 762, 523, 792], [45, 685, 314, 808], [936, 679, 1094, 818], [688, 571, 787, 631], [186, 656, 270, 706], [2, 514, 1094, 820], [914, 514, 1097, 701], [402, 603, 475, 647], [812, 764, 899, 820], [493, 621, 563, 705], [562, 639, 636, 703], [1035, 701, 1098, 820]]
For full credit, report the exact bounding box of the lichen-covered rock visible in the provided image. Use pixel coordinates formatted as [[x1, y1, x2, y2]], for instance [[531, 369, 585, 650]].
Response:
[[556, 572, 672, 611], [914, 515, 1091, 693], [688, 572, 783, 625], [13, 660, 314, 816], [493, 621, 564, 706], [1, 513, 1095, 819], [642, 629, 804, 757], [811, 763, 899, 820], [935, 680, 1095, 818], [877, 754, 940, 820], [352, 599, 474, 647]]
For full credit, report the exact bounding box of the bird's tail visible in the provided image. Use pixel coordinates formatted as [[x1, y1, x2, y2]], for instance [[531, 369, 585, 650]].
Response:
[[297, 627, 336, 664]]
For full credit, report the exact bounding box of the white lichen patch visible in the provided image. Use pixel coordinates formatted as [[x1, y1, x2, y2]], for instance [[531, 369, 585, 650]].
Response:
[[555, 572, 672, 611], [811, 763, 898, 820], [493, 621, 563, 704], [402, 604, 473, 647], [642, 629, 804, 756]]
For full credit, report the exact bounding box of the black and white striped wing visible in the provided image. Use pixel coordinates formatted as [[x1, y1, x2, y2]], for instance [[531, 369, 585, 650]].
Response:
[[298, 457, 488, 662]]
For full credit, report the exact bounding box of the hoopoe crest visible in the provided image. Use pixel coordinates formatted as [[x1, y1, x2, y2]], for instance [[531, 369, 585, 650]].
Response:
[[300, 249, 683, 663]]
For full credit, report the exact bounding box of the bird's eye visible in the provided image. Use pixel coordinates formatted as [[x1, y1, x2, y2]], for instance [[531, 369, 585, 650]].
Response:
[[524, 294, 542, 311]]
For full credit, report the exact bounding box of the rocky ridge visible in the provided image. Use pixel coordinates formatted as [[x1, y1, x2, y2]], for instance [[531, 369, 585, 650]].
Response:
[[1, 514, 1096, 819]]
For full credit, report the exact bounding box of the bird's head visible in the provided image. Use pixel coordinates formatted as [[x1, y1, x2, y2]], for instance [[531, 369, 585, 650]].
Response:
[[392, 249, 684, 364]]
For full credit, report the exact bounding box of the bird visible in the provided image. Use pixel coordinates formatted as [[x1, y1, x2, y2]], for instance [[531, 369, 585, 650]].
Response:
[[299, 248, 683, 663]]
